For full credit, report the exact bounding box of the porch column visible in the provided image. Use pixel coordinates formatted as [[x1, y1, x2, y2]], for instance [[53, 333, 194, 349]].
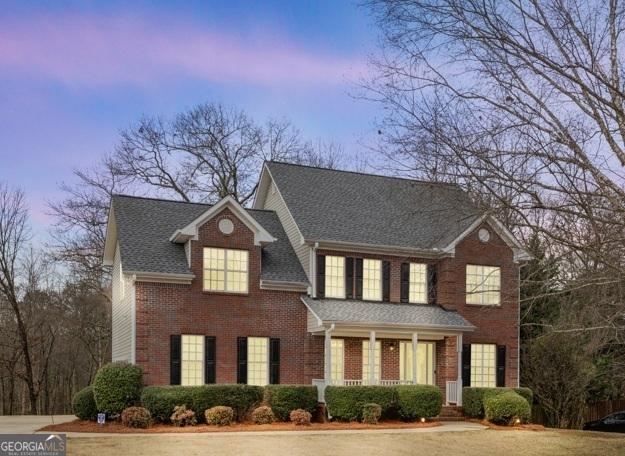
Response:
[[411, 332, 418, 385], [324, 325, 334, 386], [456, 334, 463, 406], [369, 331, 376, 385]]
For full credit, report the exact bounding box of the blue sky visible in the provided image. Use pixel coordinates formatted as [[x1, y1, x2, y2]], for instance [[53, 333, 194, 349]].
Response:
[[0, 1, 381, 233]]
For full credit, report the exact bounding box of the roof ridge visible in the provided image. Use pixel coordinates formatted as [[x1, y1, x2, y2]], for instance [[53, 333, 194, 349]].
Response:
[[111, 193, 276, 213], [266, 160, 462, 188]]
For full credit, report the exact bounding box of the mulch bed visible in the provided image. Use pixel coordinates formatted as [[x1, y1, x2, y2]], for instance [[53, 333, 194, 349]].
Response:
[[467, 419, 545, 431], [40, 419, 441, 434]]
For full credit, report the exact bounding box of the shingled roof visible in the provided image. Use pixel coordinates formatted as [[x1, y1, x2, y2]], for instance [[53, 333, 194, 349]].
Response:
[[301, 296, 475, 331], [261, 161, 483, 251], [110, 195, 308, 284]]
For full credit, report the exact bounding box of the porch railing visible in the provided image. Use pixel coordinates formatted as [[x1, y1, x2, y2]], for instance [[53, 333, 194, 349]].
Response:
[[446, 380, 458, 405]]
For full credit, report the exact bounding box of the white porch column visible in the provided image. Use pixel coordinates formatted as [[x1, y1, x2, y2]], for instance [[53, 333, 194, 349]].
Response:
[[456, 334, 463, 406], [369, 331, 376, 385], [411, 332, 418, 385], [324, 325, 334, 386]]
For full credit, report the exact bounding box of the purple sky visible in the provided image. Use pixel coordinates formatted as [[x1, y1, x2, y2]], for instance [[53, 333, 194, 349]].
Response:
[[0, 1, 381, 237]]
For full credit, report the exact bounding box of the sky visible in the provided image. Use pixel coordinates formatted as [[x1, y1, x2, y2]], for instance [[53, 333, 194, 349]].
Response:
[[0, 0, 382, 237]]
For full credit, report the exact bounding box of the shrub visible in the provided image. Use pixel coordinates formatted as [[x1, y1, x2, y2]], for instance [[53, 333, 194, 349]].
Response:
[[362, 403, 382, 424], [92, 362, 143, 418], [325, 386, 397, 422], [72, 386, 97, 421], [205, 406, 234, 426], [289, 409, 312, 426], [264, 385, 318, 421], [141, 385, 263, 423], [121, 406, 151, 428], [170, 405, 197, 426], [484, 392, 531, 425], [396, 385, 442, 420], [463, 387, 534, 418], [251, 406, 275, 424]]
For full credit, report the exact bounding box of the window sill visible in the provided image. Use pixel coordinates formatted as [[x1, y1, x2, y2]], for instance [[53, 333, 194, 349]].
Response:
[[465, 302, 502, 307], [202, 290, 250, 297]]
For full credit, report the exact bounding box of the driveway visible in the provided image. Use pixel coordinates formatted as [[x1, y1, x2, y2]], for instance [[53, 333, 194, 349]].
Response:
[[0, 415, 75, 434]]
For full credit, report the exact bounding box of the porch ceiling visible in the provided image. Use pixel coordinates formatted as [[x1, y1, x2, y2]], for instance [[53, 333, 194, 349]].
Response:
[[301, 296, 475, 333]]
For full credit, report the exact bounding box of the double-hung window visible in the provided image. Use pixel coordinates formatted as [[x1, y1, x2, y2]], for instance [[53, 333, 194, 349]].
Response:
[[399, 341, 435, 384], [325, 255, 345, 298], [362, 259, 382, 301], [466, 265, 500, 305], [409, 263, 427, 303], [362, 340, 381, 384], [330, 339, 344, 383], [247, 337, 269, 386], [181, 335, 204, 386], [203, 248, 249, 293], [470, 343, 496, 387]]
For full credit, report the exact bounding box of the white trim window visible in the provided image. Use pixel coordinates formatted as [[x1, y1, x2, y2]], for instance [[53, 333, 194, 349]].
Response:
[[409, 263, 427, 303], [331, 339, 344, 383], [399, 341, 435, 385], [362, 259, 382, 301], [466, 265, 500, 305], [203, 248, 249, 293], [470, 343, 496, 387], [362, 340, 381, 384], [181, 335, 204, 386], [325, 255, 345, 298], [247, 337, 269, 386]]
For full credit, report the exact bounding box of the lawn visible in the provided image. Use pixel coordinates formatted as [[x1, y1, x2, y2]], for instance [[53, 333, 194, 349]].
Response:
[[67, 428, 625, 456]]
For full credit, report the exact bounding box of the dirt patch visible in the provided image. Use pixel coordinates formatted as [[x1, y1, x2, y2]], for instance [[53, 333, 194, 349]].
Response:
[[39, 419, 441, 434], [466, 419, 545, 431]]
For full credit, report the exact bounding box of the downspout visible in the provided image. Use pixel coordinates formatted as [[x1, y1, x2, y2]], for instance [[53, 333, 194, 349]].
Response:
[[311, 242, 319, 298]]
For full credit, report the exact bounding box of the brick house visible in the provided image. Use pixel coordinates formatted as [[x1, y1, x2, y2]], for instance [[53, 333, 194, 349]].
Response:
[[103, 161, 529, 405]]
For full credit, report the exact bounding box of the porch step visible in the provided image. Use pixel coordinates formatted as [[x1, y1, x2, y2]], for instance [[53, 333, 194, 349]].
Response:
[[438, 406, 464, 419]]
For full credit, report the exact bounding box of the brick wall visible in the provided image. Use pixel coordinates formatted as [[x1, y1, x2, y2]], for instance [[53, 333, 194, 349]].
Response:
[[134, 207, 320, 385]]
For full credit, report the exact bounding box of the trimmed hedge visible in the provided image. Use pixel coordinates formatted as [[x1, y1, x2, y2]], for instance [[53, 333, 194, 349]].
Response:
[[396, 385, 443, 419], [140, 385, 263, 423], [362, 403, 382, 424], [463, 387, 533, 418], [264, 385, 318, 421], [93, 362, 143, 418], [325, 386, 397, 421], [72, 386, 97, 421], [484, 392, 531, 425]]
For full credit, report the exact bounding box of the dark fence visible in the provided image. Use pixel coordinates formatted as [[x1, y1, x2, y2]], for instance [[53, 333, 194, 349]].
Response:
[[532, 399, 625, 427]]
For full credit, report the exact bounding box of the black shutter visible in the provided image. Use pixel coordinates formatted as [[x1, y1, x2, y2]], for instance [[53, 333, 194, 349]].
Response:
[[427, 264, 438, 304], [382, 260, 391, 302], [205, 336, 216, 384], [237, 337, 248, 384], [496, 345, 506, 387], [400, 263, 410, 303], [355, 258, 363, 300], [462, 344, 471, 387], [170, 335, 181, 385], [316, 255, 326, 298], [269, 338, 280, 384], [345, 257, 354, 299]]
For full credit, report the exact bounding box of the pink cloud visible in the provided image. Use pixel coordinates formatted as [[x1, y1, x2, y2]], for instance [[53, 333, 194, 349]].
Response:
[[0, 13, 367, 88]]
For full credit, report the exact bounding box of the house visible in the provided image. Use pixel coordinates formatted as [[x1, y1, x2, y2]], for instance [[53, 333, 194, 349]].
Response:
[[103, 161, 529, 406]]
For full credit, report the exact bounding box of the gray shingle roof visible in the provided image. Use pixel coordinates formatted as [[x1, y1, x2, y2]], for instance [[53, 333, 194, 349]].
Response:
[[265, 162, 482, 250], [301, 296, 475, 330], [112, 195, 308, 284]]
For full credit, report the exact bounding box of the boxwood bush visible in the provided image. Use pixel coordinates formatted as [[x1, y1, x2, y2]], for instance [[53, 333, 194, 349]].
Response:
[[72, 386, 97, 421], [140, 385, 263, 423], [396, 385, 442, 420], [463, 387, 533, 418], [484, 391, 531, 425], [325, 386, 397, 421], [264, 385, 318, 421], [93, 362, 143, 418]]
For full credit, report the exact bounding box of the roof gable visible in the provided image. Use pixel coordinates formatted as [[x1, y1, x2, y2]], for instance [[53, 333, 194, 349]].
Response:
[[170, 195, 276, 246]]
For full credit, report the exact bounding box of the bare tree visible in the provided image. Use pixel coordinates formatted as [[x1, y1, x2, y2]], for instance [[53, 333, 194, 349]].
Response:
[[0, 183, 38, 413]]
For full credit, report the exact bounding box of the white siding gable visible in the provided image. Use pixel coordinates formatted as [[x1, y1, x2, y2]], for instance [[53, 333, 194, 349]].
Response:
[[111, 244, 135, 362]]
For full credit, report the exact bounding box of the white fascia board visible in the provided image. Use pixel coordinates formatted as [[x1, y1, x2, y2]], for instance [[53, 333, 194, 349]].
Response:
[[252, 164, 271, 209], [306, 239, 449, 259], [169, 195, 277, 246], [102, 206, 117, 266], [128, 271, 195, 284]]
